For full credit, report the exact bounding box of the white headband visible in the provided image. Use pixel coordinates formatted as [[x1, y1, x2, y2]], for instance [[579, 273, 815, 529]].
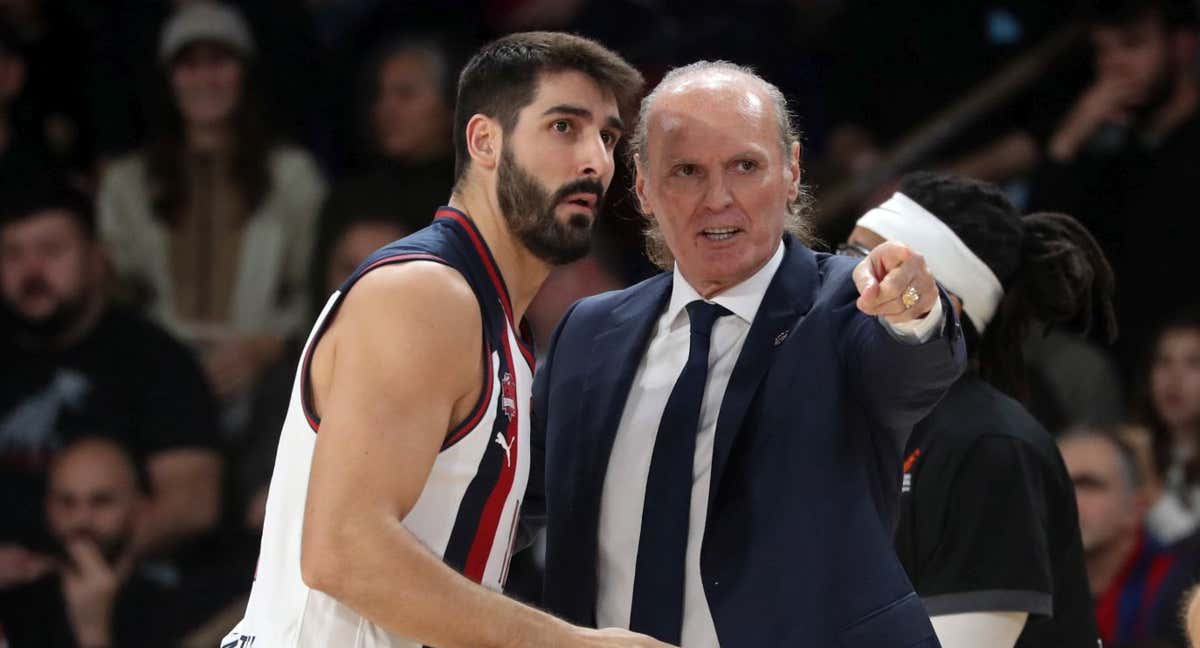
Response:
[[856, 192, 1004, 333]]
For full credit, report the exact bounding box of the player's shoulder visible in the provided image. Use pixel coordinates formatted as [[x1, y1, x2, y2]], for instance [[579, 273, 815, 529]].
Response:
[[339, 261, 479, 338]]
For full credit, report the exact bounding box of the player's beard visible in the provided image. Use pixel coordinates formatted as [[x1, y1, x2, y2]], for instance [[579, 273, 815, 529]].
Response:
[[496, 147, 603, 266]]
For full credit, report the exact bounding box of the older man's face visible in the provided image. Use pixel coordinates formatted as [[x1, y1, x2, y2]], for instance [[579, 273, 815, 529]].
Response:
[[635, 73, 800, 296]]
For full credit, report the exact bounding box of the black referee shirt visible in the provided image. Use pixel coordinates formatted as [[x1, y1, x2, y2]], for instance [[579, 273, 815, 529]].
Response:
[[895, 374, 1098, 647]]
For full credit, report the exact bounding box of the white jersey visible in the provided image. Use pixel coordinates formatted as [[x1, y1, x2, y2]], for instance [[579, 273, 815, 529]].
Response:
[[223, 210, 535, 647]]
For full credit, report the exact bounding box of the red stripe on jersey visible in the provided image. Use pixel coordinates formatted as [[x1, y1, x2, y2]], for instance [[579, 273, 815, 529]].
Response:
[[462, 331, 521, 582], [436, 208, 536, 369]]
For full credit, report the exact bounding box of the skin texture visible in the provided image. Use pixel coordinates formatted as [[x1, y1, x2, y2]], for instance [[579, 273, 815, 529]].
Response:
[[0, 212, 223, 563], [635, 70, 937, 321], [299, 69, 668, 647], [0, 211, 99, 332]]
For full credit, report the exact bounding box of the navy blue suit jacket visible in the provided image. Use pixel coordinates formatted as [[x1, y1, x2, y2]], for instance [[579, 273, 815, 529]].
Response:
[[529, 236, 966, 647]]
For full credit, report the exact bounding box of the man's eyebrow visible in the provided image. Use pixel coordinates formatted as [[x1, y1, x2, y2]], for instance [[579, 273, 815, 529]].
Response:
[[542, 104, 625, 132]]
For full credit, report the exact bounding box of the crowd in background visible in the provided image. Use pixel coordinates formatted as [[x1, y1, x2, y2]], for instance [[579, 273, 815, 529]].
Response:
[[0, 0, 1198, 645]]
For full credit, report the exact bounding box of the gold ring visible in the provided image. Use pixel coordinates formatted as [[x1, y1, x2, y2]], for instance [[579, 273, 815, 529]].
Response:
[[902, 286, 920, 310]]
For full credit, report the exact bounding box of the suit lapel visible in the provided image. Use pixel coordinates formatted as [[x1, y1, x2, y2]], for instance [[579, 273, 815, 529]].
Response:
[[578, 275, 672, 521], [708, 237, 818, 506]]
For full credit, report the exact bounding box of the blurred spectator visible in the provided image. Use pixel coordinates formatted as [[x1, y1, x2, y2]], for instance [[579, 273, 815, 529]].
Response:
[[0, 437, 187, 646], [237, 213, 409, 531], [1031, 0, 1200, 372], [0, 178, 222, 582], [1141, 308, 1200, 544], [96, 2, 326, 404], [0, 19, 53, 186], [0, 0, 93, 176], [84, 0, 328, 166], [313, 35, 455, 312], [1060, 427, 1189, 647], [823, 0, 1066, 174]]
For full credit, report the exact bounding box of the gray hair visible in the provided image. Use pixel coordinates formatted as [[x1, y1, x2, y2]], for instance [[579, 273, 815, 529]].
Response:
[[627, 61, 815, 270], [1060, 426, 1143, 492]]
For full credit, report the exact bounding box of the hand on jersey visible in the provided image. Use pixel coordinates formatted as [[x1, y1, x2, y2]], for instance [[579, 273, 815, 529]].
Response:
[[853, 241, 938, 324]]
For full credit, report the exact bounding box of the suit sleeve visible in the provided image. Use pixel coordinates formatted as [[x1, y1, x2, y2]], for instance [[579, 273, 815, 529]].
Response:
[[518, 301, 580, 551], [844, 288, 965, 447]]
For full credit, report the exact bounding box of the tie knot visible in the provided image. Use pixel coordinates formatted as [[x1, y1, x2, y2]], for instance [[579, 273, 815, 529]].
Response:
[[685, 300, 732, 336]]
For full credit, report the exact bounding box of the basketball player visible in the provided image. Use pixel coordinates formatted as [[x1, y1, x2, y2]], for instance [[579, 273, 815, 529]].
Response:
[[223, 32, 666, 647]]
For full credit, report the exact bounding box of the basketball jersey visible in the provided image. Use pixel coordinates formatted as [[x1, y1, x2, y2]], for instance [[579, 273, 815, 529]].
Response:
[[223, 207, 536, 647]]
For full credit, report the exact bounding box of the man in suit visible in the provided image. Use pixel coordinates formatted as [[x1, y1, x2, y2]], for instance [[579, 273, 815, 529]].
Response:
[[531, 61, 966, 647]]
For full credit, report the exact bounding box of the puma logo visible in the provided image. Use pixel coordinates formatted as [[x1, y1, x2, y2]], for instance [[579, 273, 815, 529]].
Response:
[[494, 432, 513, 467]]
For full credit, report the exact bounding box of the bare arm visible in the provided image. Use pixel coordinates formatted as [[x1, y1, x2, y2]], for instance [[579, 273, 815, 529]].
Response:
[[299, 263, 666, 648]]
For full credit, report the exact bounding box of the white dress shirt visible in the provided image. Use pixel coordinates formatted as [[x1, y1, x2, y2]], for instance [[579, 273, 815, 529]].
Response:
[[594, 242, 943, 647]]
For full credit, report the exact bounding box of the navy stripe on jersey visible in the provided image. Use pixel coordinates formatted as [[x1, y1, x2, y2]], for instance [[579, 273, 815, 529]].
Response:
[[441, 341, 495, 451], [442, 331, 519, 582], [434, 209, 537, 370]]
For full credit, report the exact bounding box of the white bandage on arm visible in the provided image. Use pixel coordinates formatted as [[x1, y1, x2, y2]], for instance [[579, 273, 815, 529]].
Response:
[[931, 611, 1029, 648]]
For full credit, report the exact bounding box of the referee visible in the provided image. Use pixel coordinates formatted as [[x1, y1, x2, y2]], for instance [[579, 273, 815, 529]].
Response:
[[845, 172, 1115, 647]]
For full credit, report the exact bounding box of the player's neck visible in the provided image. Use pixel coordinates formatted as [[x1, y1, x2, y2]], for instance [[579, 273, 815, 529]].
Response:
[[448, 190, 551, 323]]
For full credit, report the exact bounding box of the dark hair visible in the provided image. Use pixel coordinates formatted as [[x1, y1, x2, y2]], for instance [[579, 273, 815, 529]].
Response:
[[0, 175, 96, 240], [900, 172, 1117, 400], [145, 44, 276, 225], [451, 31, 644, 189], [1135, 306, 1200, 473], [49, 435, 153, 496], [1086, 0, 1200, 29]]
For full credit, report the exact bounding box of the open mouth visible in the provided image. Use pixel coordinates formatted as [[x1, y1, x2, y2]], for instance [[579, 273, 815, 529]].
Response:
[[701, 227, 741, 241]]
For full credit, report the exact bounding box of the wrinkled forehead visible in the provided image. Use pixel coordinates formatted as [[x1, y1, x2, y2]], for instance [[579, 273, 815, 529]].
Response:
[[645, 75, 776, 159]]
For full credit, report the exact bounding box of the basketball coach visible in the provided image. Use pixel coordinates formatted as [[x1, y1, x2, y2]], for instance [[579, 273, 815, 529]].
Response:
[[529, 62, 967, 647]]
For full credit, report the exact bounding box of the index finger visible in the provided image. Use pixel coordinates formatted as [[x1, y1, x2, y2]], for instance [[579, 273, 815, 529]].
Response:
[[65, 539, 108, 575]]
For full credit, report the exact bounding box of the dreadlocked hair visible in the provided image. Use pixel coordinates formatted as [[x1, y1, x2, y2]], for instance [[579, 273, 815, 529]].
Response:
[[978, 211, 1118, 401]]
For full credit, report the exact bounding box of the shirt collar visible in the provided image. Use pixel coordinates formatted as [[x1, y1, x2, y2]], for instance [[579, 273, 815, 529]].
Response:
[[665, 240, 786, 329]]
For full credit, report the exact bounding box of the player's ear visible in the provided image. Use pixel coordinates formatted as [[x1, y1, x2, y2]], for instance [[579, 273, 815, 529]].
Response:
[[466, 114, 500, 171], [633, 153, 653, 218], [786, 140, 802, 203]]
